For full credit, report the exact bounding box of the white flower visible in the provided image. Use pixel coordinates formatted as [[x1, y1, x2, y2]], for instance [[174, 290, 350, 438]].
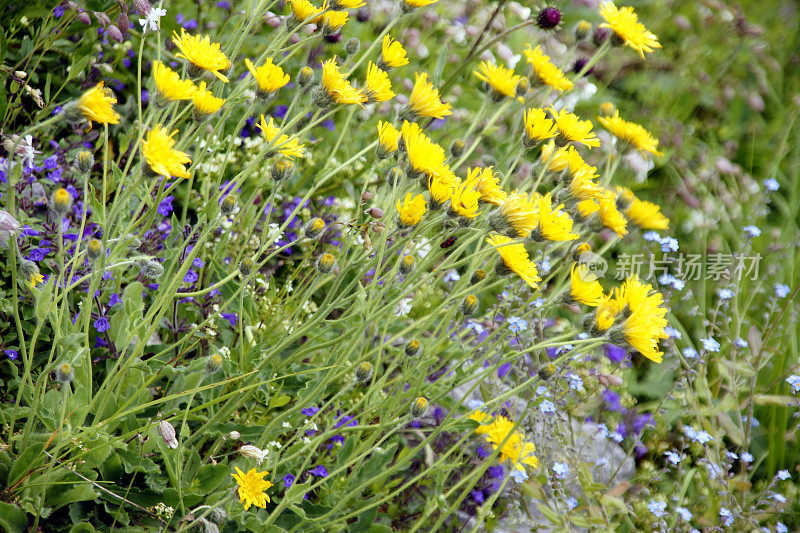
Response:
[[19, 135, 40, 168], [139, 7, 167, 32], [394, 297, 413, 317], [239, 445, 268, 465]]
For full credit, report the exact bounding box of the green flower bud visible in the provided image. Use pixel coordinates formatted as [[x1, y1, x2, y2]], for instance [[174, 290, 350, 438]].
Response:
[[345, 37, 361, 55], [399, 254, 415, 275], [538, 363, 557, 380], [404, 339, 421, 357], [56, 362, 75, 383], [76, 150, 95, 173], [271, 159, 295, 181], [450, 139, 465, 159], [239, 258, 254, 276], [411, 396, 429, 418], [355, 361, 373, 384], [316, 253, 336, 274], [220, 195, 239, 216], [87, 238, 103, 260], [304, 217, 326, 239], [52, 187, 73, 214], [139, 259, 164, 280], [470, 269, 486, 284], [387, 166, 405, 186], [575, 20, 591, 41], [461, 294, 478, 316], [515, 77, 530, 97], [298, 67, 314, 88], [205, 353, 223, 374]]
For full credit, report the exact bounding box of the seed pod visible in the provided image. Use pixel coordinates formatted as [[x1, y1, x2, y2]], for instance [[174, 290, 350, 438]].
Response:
[[404, 339, 421, 357], [461, 294, 478, 316], [133, 0, 151, 15], [138, 259, 164, 279], [367, 207, 383, 219], [228, 431, 241, 440], [56, 363, 75, 383], [411, 397, 429, 418], [107, 24, 124, 43], [93, 11, 111, 26], [316, 253, 336, 274], [52, 188, 73, 214], [538, 363, 557, 380], [450, 139, 465, 159], [0, 209, 22, 236], [298, 66, 314, 87], [157, 418, 179, 449], [77, 11, 92, 24], [592, 27, 610, 46], [205, 353, 223, 374], [86, 238, 103, 259], [345, 37, 361, 55], [239, 258, 254, 276], [470, 269, 486, 284], [239, 444, 267, 464], [304, 217, 326, 239], [355, 361, 373, 384], [399, 254, 414, 275], [76, 150, 94, 172], [117, 12, 130, 33]]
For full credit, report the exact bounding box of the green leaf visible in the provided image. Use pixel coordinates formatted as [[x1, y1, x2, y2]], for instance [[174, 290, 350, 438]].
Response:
[[46, 483, 96, 512], [269, 394, 292, 409], [195, 464, 229, 494], [348, 507, 377, 533], [0, 502, 27, 533], [35, 275, 55, 323]]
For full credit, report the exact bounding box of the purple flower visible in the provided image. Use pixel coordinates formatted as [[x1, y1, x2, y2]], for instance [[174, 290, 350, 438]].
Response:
[[301, 407, 320, 417], [54, 5, 65, 17], [28, 248, 51, 262], [108, 293, 121, 306], [602, 389, 623, 412], [183, 270, 199, 284], [497, 362, 512, 379], [308, 465, 328, 477], [487, 465, 504, 479], [221, 312, 237, 328], [334, 415, 357, 429], [157, 195, 174, 216], [5, 349, 19, 360], [604, 344, 627, 363], [329, 434, 345, 445], [192, 257, 204, 268], [476, 445, 490, 459], [283, 474, 295, 488], [470, 489, 485, 504], [94, 317, 111, 332]]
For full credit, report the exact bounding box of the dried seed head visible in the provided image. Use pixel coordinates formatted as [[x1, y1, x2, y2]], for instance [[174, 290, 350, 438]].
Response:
[[399, 254, 415, 275], [157, 418, 179, 449], [367, 207, 383, 219], [536, 6, 561, 29], [316, 253, 336, 274], [52, 188, 73, 214], [205, 353, 223, 374], [470, 269, 486, 284], [355, 361, 374, 384], [404, 339, 421, 357], [461, 294, 478, 316], [304, 217, 326, 239], [411, 397, 429, 418], [87, 238, 103, 259]]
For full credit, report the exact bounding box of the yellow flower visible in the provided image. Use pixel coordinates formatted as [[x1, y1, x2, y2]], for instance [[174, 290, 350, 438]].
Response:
[[172, 28, 231, 82], [288, 0, 323, 24], [569, 169, 604, 201], [321, 6, 349, 32], [231, 467, 273, 510], [257, 115, 306, 159], [402, 120, 449, 180], [141, 125, 192, 179], [469, 167, 507, 205], [319, 58, 366, 105], [598, 112, 662, 155], [28, 272, 44, 288], [397, 193, 427, 226], [523, 45, 574, 92], [576, 198, 600, 219], [482, 415, 539, 470], [449, 174, 482, 219], [549, 108, 601, 149], [617, 188, 669, 229], [77, 82, 120, 125], [405, 72, 452, 120], [539, 140, 571, 172], [377, 120, 400, 157], [380, 35, 409, 69], [619, 276, 668, 363], [428, 172, 460, 207], [569, 264, 604, 306], [487, 234, 541, 289], [363, 62, 394, 103], [245, 58, 290, 94], [330, 0, 363, 7], [469, 410, 495, 433], [523, 108, 557, 145], [595, 291, 624, 331], [403, 0, 438, 9], [496, 192, 538, 237], [473, 61, 521, 100], [597, 192, 628, 236], [152, 61, 196, 102], [191, 81, 225, 116], [599, 2, 661, 59], [533, 193, 579, 241]]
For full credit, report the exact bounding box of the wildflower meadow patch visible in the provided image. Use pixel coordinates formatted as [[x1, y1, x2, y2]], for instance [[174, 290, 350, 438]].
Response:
[[0, 0, 798, 531]]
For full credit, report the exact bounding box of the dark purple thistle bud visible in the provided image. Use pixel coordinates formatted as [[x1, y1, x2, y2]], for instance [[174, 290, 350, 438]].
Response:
[[77, 11, 92, 24], [107, 24, 124, 42], [536, 7, 561, 30], [593, 27, 611, 46], [324, 33, 343, 44], [356, 7, 370, 22], [572, 58, 593, 76], [93, 11, 111, 26]]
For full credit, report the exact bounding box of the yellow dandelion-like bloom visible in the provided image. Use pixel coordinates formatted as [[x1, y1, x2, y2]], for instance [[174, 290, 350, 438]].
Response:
[[231, 467, 273, 510], [381, 35, 409, 69], [321, 6, 349, 32], [496, 192, 538, 237], [330, 0, 363, 8], [172, 28, 231, 82], [405, 72, 452, 120], [483, 416, 539, 470], [141, 125, 192, 179], [617, 187, 669, 229], [469, 167, 507, 205], [597, 192, 628, 236], [569, 170, 604, 201], [598, 112, 662, 155], [549, 108, 601, 149], [449, 174, 482, 219], [619, 276, 668, 363], [363, 62, 395, 103], [397, 193, 426, 226], [77, 82, 120, 125], [191, 81, 225, 115], [377, 121, 400, 157], [28, 272, 44, 289], [319, 58, 366, 105], [469, 410, 495, 434], [523, 45, 574, 93], [245, 58, 290, 94], [569, 264, 605, 306], [428, 172, 460, 207], [539, 140, 571, 172], [257, 115, 306, 159], [599, 2, 661, 59], [402, 120, 449, 179], [487, 234, 541, 289], [576, 199, 600, 219], [288, 0, 323, 24], [595, 291, 624, 331], [533, 193, 579, 241], [152, 61, 196, 102], [473, 61, 521, 100], [403, 0, 438, 9], [523, 108, 558, 145]]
